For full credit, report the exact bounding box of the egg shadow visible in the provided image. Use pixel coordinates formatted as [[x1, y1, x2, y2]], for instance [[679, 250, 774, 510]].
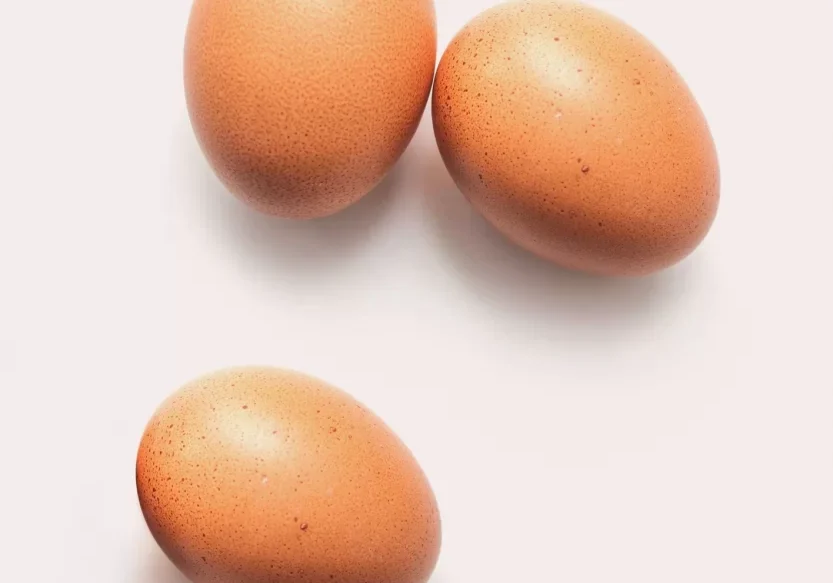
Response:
[[135, 547, 190, 583], [415, 133, 701, 338], [177, 118, 401, 281]]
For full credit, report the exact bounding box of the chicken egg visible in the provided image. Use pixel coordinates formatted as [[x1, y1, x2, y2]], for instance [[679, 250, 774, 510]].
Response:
[[185, 0, 437, 218], [136, 367, 441, 583], [432, 0, 720, 276]]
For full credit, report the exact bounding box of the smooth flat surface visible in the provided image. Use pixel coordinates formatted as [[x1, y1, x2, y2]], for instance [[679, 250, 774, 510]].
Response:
[[1, 1, 831, 581]]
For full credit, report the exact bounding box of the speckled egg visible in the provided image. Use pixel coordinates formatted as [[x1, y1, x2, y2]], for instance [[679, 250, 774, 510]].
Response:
[[432, 0, 720, 276], [184, 0, 437, 218], [136, 367, 441, 583]]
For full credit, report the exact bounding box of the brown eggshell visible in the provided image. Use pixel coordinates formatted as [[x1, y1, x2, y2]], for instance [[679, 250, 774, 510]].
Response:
[[136, 367, 441, 583], [432, 0, 720, 276], [184, 0, 437, 219]]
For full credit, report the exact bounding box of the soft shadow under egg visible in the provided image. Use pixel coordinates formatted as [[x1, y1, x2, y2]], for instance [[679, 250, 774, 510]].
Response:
[[176, 118, 401, 280], [416, 132, 701, 340]]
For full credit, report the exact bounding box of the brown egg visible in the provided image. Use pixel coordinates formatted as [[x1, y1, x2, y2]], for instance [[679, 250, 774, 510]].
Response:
[[432, 0, 720, 276], [136, 367, 441, 583], [184, 0, 437, 219]]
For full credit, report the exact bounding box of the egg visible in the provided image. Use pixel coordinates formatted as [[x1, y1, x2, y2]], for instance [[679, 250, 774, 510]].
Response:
[[136, 367, 441, 583], [432, 0, 719, 276], [184, 0, 437, 219]]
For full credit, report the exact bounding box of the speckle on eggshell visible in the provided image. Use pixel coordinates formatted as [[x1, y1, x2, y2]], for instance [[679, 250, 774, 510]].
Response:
[[432, 0, 720, 276], [136, 367, 441, 583]]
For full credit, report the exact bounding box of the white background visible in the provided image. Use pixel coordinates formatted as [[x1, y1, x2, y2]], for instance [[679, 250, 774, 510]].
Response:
[[1, 0, 832, 581]]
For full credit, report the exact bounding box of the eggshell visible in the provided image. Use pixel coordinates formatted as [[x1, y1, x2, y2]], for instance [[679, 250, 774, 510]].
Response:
[[432, 0, 720, 276], [184, 0, 437, 218], [136, 367, 441, 583]]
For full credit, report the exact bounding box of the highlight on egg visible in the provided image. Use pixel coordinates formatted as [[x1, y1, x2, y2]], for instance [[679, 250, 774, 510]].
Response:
[[184, 0, 437, 219], [432, 0, 720, 276], [136, 367, 441, 583]]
